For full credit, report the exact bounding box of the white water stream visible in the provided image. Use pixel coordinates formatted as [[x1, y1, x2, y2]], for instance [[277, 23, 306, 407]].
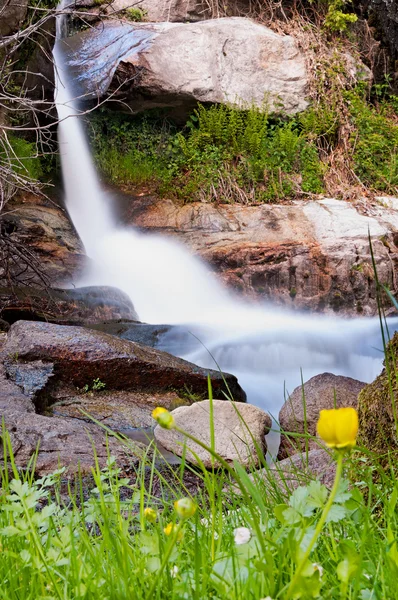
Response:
[[54, 10, 396, 421]]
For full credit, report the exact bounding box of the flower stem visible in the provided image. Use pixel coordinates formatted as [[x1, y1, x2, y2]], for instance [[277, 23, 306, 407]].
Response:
[[283, 451, 344, 600]]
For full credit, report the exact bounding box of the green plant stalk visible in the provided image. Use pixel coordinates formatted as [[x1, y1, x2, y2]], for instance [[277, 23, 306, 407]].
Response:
[[146, 523, 182, 599], [283, 451, 344, 600], [172, 424, 269, 556]]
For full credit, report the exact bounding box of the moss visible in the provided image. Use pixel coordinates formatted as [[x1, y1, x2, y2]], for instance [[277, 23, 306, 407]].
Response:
[[358, 333, 398, 462]]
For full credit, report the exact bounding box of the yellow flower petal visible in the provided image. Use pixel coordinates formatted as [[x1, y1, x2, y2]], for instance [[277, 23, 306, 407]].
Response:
[[152, 407, 175, 429], [316, 407, 358, 450]]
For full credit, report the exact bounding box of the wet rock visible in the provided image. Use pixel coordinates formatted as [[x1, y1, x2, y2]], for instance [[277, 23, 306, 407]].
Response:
[[154, 400, 271, 468], [0, 286, 138, 325], [4, 321, 247, 401], [126, 195, 398, 315], [358, 332, 398, 462], [89, 320, 172, 347], [278, 373, 365, 460], [0, 362, 35, 414], [65, 18, 308, 115]]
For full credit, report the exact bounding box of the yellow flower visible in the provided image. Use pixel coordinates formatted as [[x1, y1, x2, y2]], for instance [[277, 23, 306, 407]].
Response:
[[316, 407, 358, 450], [152, 407, 175, 429], [174, 498, 196, 519], [144, 507, 157, 523], [163, 523, 183, 540]]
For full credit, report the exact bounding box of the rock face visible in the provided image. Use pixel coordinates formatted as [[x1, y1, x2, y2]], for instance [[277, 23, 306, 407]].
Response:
[[125, 195, 398, 315], [4, 321, 246, 401], [0, 194, 85, 286], [278, 373, 365, 460], [358, 332, 398, 460], [0, 0, 28, 36], [0, 194, 139, 324], [65, 18, 308, 115], [154, 400, 271, 467]]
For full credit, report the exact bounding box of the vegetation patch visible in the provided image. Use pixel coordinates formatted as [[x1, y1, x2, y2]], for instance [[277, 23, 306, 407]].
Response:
[[89, 85, 398, 204]]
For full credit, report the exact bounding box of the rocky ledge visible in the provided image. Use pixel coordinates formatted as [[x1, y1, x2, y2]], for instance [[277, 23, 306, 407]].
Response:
[[0, 320, 246, 474], [125, 195, 398, 315]]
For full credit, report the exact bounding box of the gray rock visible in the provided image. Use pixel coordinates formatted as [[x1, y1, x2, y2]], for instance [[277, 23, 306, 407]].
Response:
[[2, 408, 140, 476], [278, 373, 365, 460], [154, 400, 271, 468], [5, 360, 55, 412], [88, 321, 173, 347], [254, 449, 337, 497], [4, 320, 247, 401], [65, 17, 308, 115]]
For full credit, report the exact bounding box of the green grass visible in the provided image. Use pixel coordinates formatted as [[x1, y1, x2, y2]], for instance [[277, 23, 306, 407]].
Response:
[[1, 406, 398, 599], [88, 104, 325, 203]]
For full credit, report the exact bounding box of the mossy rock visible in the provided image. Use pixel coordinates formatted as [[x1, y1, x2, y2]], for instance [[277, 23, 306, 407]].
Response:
[[358, 332, 398, 460]]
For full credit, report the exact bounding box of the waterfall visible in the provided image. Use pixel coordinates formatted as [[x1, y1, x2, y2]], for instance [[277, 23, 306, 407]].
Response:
[[53, 7, 396, 418]]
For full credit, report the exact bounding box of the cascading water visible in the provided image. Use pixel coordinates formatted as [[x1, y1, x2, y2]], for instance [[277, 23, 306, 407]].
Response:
[[53, 6, 397, 420]]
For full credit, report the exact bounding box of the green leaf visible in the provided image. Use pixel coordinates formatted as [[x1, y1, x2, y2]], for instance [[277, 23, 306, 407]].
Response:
[[326, 504, 348, 523], [307, 480, 328, 508], [274, 504, 289, 524]]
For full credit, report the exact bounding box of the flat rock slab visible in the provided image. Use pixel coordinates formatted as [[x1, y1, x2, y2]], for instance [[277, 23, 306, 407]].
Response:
[[50, 388, 193, 429], [65, 17, 308, 114], [125, 196, 398, 315], [154, 399, 271, 468], [2, 409, 140, 476], [278, 373, 365, 460], [4, 321, 246, 401]]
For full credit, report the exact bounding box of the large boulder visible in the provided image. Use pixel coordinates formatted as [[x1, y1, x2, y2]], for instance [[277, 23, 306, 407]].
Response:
[[154, 399, 271, 468], [65, 17, 308, 115], [278, 373, 365, 460], [358, 332, 398, 460], [126, 195, 398, 315], [3, 320, 246, 401]]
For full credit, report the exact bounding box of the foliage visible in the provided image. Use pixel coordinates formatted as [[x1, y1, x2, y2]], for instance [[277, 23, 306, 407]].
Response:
[[345, 88, 398, 193], [1, 402, 398, 598], [0, 135, 42, 182], [89, 104, 325, 203], [323, 0, 358, 33], [124, 7, 147, 21]]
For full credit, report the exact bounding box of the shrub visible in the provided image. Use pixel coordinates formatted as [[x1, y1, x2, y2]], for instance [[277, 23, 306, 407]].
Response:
[[346, 89, 398, 193]]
